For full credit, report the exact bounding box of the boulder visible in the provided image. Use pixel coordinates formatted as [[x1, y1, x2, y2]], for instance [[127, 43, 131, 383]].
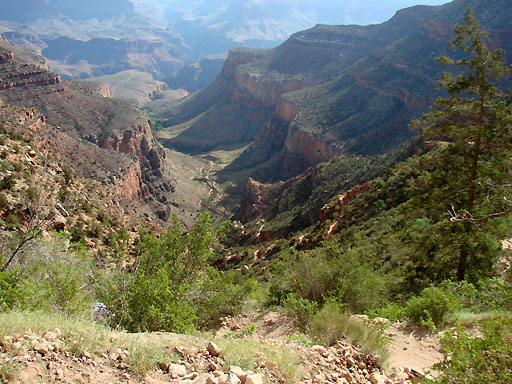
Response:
[[245, 373, 263, 384], [370, 373, 388, 384], [207, 342, 222, 357]]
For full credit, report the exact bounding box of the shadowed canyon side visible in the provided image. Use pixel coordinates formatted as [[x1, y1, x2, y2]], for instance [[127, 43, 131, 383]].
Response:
[[0, 41, 177, 221]]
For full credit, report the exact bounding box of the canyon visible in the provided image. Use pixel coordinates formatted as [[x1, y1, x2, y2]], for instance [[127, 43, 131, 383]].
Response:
[[151, 0, 512, 228], [0, 40, 209, 225]]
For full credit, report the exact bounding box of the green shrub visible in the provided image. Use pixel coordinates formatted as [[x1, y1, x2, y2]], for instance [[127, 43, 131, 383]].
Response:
[[0, 174, 15, 191], [95, 214, 245, 332], [0, 192, 8, 210], [268, 245, 391, 314], [0, 271, 23, 312], [282, 293, 318, 329], [0, 236, 92, 315], [404, 286, 459, 327], [191, 268, 252, 329], [440, 279, 512, 313], [372, 302, 406, 323], [424, 317, 512, 384]]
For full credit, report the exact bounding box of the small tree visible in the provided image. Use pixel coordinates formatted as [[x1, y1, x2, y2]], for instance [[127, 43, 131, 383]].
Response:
[[411, 7, 512, 281]]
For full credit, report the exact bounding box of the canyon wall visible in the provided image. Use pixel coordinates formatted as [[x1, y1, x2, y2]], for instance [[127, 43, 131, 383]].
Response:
[[0, 42, 173, 214]]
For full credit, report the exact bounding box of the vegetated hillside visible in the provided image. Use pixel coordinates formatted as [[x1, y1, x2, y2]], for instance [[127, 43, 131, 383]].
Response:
[[0, 41, 201, 224], [154, 0, 512, 188], [0, 105, 143, 259], [1, 8, 511, 384], [234, 143, 414, 242]]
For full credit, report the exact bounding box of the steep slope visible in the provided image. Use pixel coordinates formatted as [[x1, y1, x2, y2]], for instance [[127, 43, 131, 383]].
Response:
[[155, 0, 512, 188], [0, 41, 187, 223]]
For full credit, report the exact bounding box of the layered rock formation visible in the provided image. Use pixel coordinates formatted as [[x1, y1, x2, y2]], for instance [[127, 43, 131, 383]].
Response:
[[0, 41, 176, 221]]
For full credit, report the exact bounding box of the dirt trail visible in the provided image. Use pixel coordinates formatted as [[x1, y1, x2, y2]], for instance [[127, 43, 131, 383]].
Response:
[[217, 310, 443, 374]]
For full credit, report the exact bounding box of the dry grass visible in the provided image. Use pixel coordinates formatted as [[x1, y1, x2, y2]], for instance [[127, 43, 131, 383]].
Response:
[[0, 311, 173, 377], [214, 336, 304, 382]]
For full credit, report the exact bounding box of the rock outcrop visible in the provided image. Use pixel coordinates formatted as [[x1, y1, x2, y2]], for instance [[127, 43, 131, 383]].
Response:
[[0, 41, 175, 220], [320, 184, 370, 241]]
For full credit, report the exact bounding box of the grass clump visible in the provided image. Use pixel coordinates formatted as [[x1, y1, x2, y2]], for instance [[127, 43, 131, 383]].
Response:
[[215, 336, 303, 382], [0, 311, 118, 354], [0, 361, 17, 384], [310, 302, 388, 363], [0, 310, 179, 378], [124, 340, 169, 377]]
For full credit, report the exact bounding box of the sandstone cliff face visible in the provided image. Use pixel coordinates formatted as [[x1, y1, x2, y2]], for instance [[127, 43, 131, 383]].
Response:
[[239, 178, 271, 224], [102, 126, 153, 161], [112, 162, 145, 201], [220, 48, 313, 110], [320, 184, 370, 241], [0, 47, 60, 90], [0, 42, 174, 217], [283, 130, 341, 174]]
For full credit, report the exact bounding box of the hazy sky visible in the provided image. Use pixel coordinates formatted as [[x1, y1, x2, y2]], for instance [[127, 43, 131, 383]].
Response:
[[134, 0, 452, 26], [317, 0, 450, 25]]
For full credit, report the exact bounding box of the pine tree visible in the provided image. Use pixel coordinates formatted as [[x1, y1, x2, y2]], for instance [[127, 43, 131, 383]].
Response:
[[411, 7, 512, 281]]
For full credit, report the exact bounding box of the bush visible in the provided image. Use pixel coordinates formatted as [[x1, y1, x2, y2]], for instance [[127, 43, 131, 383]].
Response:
[[0, 174, 15, 191], [268, 245, 391, 314], [0, 236, 92, 315], [282, 293, 318, 329], [425, 317, 512, 384], [0, 192, 8, 210], [0, 271, 23, 312], [404, 286, 459, 327], [191, 268, 252, 329], [95, 214, 246, 332]]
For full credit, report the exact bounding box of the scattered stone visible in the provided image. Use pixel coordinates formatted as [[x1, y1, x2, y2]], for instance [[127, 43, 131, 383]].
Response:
[[175, 346, 185, 357], [245, 373, 263, 384], [218, 373, 241, 384], [370, 373, 388, 384], [116, 350, 129, 361], [2, 336, 13, 344], [207, 342, 222, 357], [36, 345, 49, 356], [192, 373, 214, 384], [184, 372, 199, 380], [168, 363, 187, 377], [228, 366, 248, 382]]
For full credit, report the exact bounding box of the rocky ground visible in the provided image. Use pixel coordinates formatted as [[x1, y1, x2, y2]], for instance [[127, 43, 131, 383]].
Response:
[[0, 311, 442, 384]]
